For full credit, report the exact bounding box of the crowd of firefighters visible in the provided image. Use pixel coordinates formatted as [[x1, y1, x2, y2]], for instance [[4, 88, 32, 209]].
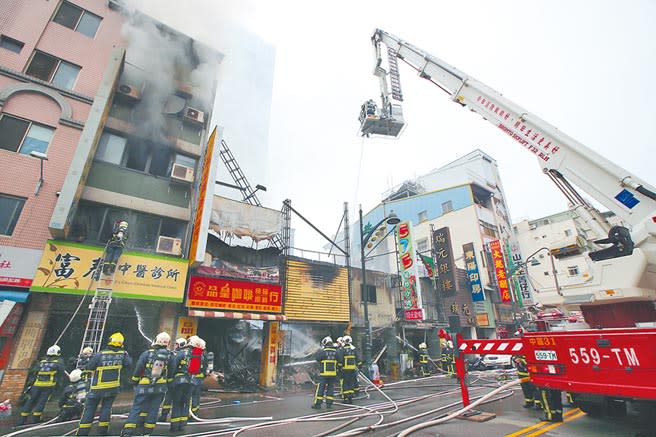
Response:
[[16, 331, 215, 436]]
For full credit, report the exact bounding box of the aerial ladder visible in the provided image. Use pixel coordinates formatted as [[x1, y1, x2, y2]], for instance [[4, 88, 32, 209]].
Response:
[[359, 29, 656, 318], [218, 139, 284, 250]]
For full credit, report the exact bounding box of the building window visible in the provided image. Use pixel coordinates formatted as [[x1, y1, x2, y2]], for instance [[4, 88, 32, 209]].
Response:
[[0, 114, 54, 155], [564, 229, 572, 237], [479, 221, 498, 238], [0, 35, 24, 53], [69, 202, 186, 252], [442, 201, 453, 214], [25, 51, 81, 90], [94, 132, 197, 179], [416, 238, 428, 253], [568, 266, 580, 276], [53, 1, 102, 38], [361, 284, 377, 303], [0, 194, 26, 236], [418, 210, 427, 223]]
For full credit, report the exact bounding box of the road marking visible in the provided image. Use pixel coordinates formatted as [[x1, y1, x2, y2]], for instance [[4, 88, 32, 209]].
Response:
[[523, 410, 585, 437], [504, 408, 581, 437]]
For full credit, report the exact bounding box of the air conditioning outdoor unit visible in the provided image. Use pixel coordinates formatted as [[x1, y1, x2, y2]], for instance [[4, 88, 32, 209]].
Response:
[[170, 163, 194, 183], [116, 83, 142, 102], [182, 106, 205, 125], [156, 236, 182, 256]]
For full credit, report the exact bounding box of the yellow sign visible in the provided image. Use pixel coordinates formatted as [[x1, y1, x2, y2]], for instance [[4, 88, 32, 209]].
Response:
[[31, 240, 188, 302], [189, 127, 217, 265], [176, 316, 198, 339]]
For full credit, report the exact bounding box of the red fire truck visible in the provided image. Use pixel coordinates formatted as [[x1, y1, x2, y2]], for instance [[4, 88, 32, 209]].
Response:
[[360, 29, 656, 416]]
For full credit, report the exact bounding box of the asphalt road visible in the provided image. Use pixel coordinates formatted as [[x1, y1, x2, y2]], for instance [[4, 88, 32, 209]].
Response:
[[1, 372, 653, 436]]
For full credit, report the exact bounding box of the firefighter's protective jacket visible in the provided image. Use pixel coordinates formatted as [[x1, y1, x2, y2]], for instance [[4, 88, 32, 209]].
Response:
[[341, 345, 362, 371], [316, 346, 339, 377], [33, 356, 65, 388], [130, 345, 174, 394], [86, 345, 132, 394], [171, 347, 192, 385]]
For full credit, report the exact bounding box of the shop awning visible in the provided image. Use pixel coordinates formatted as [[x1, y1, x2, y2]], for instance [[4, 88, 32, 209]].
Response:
[[188, 309, 287, 321], [0, 290, 29, 302]]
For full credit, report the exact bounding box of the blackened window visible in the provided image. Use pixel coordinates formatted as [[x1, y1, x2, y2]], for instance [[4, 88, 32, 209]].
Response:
[[0, 35, 24, 53], [361, 284, 377, 303], [0, 194, 26, 236], [125, 143, 149, 172], [53, 1, 102, 38], [148, 146, 173, 177]]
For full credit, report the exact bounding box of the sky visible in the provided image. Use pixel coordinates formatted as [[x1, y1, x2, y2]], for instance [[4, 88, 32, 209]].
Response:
[[133, 0, 656, 252]]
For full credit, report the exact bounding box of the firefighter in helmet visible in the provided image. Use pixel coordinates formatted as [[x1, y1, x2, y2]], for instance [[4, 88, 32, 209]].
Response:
[[169, 337, 194, 432], [417, 342, 431, 377], [103, 220, 128, 275], [58, 369, 87, 422], [513, 355, 542, 409], [159, 337, 187, 423], [121, 332, 174, 437], [17, 345, 65, 426], [189, 336, 212, 420], [77, 332, 132, 436], [312, 336, 340, 409], [76, 347, 95, 386], [340, 336, 361, 404]]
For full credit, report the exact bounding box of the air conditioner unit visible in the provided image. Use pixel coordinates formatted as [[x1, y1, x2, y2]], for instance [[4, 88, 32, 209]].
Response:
[[156, 236, 182, 256], [116, 83, 142, 102], [170, 163, 194, 183], [182, 106, 205, 125]]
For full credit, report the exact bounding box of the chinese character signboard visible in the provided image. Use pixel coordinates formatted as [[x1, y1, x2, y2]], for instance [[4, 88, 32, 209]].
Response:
[[187, 275, 282, 313], [508, 241, 533, 305], [0, 246, 42, 287], [31, 241, 188, 302], [463, 243, 484, 302], [490, 240, 512, 302], [432, 227, 456, 293], [396, 221, 423, 321], [176, 316, 198, 338]]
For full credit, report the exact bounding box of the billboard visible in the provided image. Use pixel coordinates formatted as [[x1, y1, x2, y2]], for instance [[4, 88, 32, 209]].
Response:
[[31, 240, 188, 302], [210, 196, 283, 242], [432, 227, 456, 293], [187, 275, 282, 313], [463, 243, 484, 302], [0, 246, 43, 287], [396, 221, 423, 321], [490, 240, 512, 302]]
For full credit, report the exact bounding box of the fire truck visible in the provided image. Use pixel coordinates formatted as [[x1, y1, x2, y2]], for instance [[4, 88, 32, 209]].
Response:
[[360, 29, 656, 416]]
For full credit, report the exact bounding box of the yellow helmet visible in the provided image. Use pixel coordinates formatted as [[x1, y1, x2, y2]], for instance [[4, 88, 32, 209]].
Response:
[[108, 332, 124, 347]]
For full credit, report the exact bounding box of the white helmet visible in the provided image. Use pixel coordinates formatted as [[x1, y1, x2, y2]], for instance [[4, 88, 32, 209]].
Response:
[[69, 368, 82, 383], [154, 332, 171, 347], [336, 337, 343, 346], [447, 340, 454, 348], [82, 347, 94, 355], [199, 338, 207, 350], [342, 335, 352, 345], [419, 342, 427, 349], [175, 338, 187, 348], [321, 336, 333, 347], [188, 335, 203, 348], [47, 345, 61, 356]]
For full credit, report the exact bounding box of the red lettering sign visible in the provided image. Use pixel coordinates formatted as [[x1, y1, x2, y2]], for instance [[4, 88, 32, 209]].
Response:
[[187, 276, 282, 313]]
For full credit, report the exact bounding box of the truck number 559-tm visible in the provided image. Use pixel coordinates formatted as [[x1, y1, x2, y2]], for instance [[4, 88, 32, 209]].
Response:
[[569, 347, 641, 367]]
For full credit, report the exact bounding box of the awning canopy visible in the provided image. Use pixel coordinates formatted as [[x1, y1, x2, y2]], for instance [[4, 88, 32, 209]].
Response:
[[0, 290, 29, 302], [188, 309, 286, 321]]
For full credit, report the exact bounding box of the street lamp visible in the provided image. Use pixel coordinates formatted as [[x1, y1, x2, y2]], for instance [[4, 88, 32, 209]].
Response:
[[524, 247, 563, 296], [359, 205, 400, 377]]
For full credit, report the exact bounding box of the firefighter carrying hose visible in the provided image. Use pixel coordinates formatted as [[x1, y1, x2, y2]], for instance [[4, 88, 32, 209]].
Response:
[[77, 332, 132, 436], [513, 355, 542, 409], [312, 336, 340, 409], [16, 345, 65, 426], [121, 332, 174, 437], [340, 336, 361, 404], [417, 342, 431, 377]]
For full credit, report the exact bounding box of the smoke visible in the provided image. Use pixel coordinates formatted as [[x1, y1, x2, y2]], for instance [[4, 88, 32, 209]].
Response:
[[117, 0, 223, 141]]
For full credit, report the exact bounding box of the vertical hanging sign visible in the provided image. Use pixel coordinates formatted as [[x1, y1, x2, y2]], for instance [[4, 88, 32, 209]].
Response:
[[396, 221, 423, 321], [463, 243, 484, 302], [432, 227, 456, 293], [490, 240, 512, 302]]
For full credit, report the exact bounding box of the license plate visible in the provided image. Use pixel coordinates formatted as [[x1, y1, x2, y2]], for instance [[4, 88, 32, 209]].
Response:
[[535, 350, 557, 361]]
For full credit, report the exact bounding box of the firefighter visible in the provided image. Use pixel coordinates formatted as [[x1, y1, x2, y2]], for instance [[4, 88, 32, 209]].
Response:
[[340, 336, 361, 404], [417, 342, 431, 377], [513, 355, 542, 409], [312, 336, 339, 409], [445, 338, 456, 376], [540, 388, 563, 422], [159, 337, 187, 423], [58, 369, 87, 422], [169, 337, 193, 432], [16, 345, 65, 426], [121, 332, 174, 437], [189, 336, 209, 419], [77, 332, 132, 436], [103, 220, 128, 275], [439, 330, 448, 372], [76, 347, 95, 386]]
